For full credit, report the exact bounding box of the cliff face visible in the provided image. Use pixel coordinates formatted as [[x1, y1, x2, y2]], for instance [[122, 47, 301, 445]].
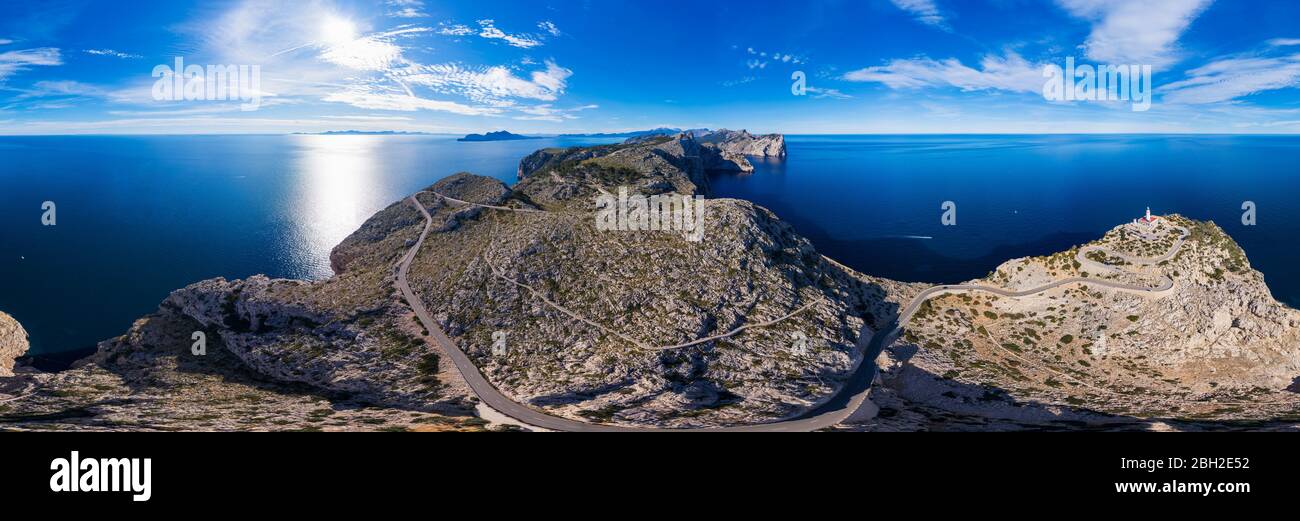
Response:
[[696, 129, 787, 158], [0, 311, 28, 377], [515, 134, 753, 206]]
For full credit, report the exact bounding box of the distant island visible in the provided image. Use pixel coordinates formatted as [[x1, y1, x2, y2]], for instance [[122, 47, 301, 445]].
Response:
[[458, 130, 539, 142]]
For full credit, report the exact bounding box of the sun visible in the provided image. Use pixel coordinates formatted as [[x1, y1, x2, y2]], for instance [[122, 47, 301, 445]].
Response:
[[320, 16, 357, 46]]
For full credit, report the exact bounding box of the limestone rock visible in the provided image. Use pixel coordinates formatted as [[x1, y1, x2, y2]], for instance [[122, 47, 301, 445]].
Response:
[[696, 129, 787, 158], [0, 311, 29, 377]]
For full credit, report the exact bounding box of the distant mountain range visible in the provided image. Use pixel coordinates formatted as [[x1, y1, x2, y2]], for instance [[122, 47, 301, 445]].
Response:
[[458, 130, 539, 142]]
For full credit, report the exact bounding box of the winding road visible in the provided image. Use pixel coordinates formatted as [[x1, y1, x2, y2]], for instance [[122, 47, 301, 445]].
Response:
[[395, 195, 1191, 431]]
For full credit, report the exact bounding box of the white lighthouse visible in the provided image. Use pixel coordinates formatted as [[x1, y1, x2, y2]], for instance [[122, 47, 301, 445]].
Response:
[[1134, 207, 1159, 226]]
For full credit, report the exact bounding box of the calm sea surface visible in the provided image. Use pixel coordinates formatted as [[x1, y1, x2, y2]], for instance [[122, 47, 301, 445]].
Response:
[[2, 134, 1298, 355], [712, 134, 1300, 306]]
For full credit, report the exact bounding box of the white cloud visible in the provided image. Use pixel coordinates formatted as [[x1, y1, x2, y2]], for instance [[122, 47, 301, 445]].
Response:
[[477, 19, 542, 48], [20, 2, 580, 125], [807, 86, 852, 99], [1268, 38, 1300, 47], [397, 59, 572, 103], [743, 47, 804, 65], [538, 21, 561, 37], [0, 39, 13, 46], [320, 33, 406, 71], [721, 76, 756, 87], [386, 0, 426, 18], [436, 23, 474, 36], [20, 79, 106, 98], [842, 52, 1042, 93], [0, 47, 62, 81], [323, 85, 502, 115], [512, 103, 597, 122], [1160, 53, 1300, 104], [390, 8, 426, 18], [890, 0, 948, 29], [1055, 0, 1211, 69], [321, 114, 414, 121], [84, 49, 141, 59], [919, 101, 961, 118]]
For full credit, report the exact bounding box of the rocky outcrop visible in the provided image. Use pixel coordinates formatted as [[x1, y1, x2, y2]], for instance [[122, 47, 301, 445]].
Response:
[[403, 178, 913, 426], [0, 311, 29, 377], [696, 129, 787, 158], [868, 215, 1300, 428]]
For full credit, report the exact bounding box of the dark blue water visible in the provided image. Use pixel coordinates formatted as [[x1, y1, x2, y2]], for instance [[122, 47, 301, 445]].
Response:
[[0, 134, 620, 355], [710, 135, 1300, 306]]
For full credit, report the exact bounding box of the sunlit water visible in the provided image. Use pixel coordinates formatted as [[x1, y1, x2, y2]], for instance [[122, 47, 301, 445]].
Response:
[[0, 134, 618, 355]]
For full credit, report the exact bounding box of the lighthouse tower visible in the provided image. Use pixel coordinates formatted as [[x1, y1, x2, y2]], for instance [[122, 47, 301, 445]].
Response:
[[1146, 207, 1152, 221]]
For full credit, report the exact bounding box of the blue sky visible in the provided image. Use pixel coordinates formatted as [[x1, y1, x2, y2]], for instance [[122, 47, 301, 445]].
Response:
[[1, 0, 1299, 134]]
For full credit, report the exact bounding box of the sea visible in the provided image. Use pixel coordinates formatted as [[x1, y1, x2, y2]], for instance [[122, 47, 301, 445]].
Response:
[[2, 133, 1297, 355]]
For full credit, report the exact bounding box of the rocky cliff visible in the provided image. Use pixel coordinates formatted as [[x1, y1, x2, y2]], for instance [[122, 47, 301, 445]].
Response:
[[0, 311, 28, 377], [695, 129, 787, 158], [517, 133, 753, 189]]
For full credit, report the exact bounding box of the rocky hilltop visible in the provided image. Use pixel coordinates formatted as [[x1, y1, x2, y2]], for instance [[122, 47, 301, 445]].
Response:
[[865, 215, 1300, 430], [517, 133, 755, 187]]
